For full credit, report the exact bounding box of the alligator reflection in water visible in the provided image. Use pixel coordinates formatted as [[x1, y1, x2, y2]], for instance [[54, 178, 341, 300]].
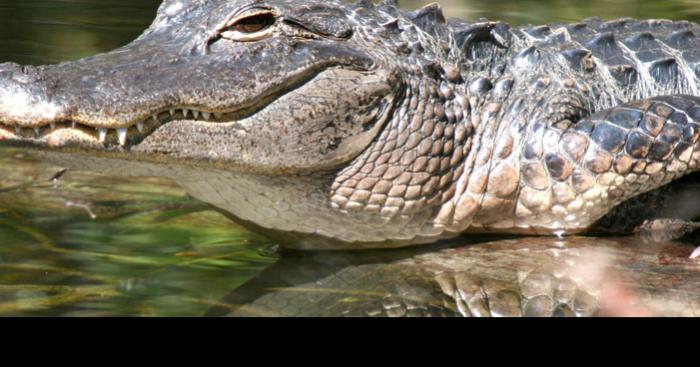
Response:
[[209, 236, 700, 317]]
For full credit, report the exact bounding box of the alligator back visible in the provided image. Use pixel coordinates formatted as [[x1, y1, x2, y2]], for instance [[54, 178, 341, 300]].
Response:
[[402, 5, 700, 109], [512, 18, 700, 105]]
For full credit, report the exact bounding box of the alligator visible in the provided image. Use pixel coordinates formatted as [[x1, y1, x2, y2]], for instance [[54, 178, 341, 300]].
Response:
[[3, 0, 700, 250]]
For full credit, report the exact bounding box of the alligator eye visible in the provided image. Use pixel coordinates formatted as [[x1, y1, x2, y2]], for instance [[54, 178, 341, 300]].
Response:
[[233, 13, 275, 33], [221, 11, 277, 41]]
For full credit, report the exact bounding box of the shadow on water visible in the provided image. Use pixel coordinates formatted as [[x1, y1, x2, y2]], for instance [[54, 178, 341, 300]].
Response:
[[0, 0, 699, 316]]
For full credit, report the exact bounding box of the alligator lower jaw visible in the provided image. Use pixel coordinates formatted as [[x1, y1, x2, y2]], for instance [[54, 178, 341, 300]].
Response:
[[0, 107, 249, 149]]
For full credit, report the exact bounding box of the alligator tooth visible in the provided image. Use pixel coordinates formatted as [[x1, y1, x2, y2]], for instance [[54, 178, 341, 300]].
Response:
[[50, 122, 56, 130], [193, 110, 200, 119], [152, 115, 159, 123], [33, 127, 40, 136], [169, 109, 175, 117], [71, 121, 77, 129], [15, 127, 21, 135], [202, 112, 210, 120], [136, 121, 145, 133], [691, 246, 700, 260], [98, 128, 107, 143], [183, 109, 190, 117], [117, 128, 128, 146]]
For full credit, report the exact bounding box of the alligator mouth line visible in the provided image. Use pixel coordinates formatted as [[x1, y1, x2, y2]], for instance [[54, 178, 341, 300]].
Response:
[[0, 107, 254, 147]]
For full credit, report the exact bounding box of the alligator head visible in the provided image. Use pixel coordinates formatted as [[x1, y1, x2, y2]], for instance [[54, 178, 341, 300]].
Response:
[[0, 0, 405, 170], [0, 0, 506, 249]]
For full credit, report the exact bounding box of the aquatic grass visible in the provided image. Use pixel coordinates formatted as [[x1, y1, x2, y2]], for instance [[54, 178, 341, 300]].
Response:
[[0, 284, 119, 314], [0, 148, 275, 316], [0, 263, 112, 283]]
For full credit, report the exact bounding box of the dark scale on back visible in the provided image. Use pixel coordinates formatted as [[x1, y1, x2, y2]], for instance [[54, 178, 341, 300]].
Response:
[[2, 0, 700, 249]]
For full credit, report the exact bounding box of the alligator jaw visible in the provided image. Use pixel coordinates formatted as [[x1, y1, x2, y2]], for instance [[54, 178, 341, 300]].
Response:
[[0, 59, 351, 152], [0, 62, 395, 176]]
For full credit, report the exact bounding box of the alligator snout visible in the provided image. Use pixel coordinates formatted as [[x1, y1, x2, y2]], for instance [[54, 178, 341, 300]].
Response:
[[0, 62, 97, 147], [0, 62, 65, 128], [0, 62, 39, 81], [0, 51, 211, 147], [0, 60, 142, 148]]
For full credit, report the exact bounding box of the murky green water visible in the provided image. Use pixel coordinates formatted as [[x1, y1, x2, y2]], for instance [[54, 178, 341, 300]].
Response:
[[1, 0, 700, 316]]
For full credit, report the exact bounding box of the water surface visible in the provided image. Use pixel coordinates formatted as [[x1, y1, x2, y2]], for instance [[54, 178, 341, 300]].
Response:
[[0, 0, 699, 316]]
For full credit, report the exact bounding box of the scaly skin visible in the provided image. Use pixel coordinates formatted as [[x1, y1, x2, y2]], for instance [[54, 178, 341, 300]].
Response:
[[2, 1, 700, 249]]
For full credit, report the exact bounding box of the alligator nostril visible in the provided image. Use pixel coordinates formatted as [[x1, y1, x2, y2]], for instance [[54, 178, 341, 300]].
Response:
[[0, 62, 42, 85]]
